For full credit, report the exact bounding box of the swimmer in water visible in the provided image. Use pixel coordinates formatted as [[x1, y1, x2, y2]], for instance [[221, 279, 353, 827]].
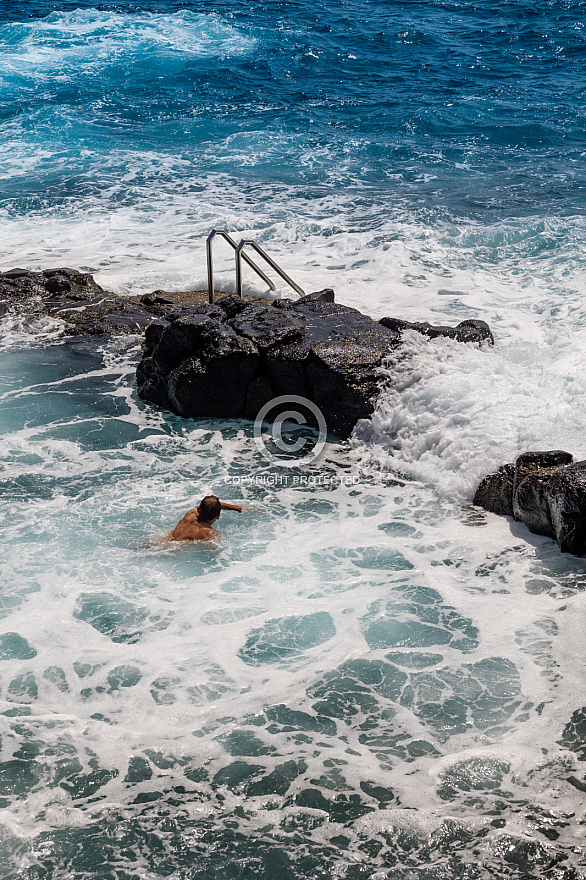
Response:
[[163, 495, 243, 542]]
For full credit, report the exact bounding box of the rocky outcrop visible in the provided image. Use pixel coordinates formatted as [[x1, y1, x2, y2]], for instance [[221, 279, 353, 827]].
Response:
[[547, 464, 586, 556], [0, 267, 494, 347], [474, 451, 586, 556], [379, 317, 494, 346], [137, 290, 399, 436], [136, 289, 494, 438], [0, 268, 153, 334], [0, 268, 224, 336], [0, 267, 495, 438]]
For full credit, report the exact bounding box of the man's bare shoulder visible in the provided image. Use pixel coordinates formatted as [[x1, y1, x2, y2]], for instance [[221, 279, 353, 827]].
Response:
[[159, 526, 219, 543], [157, 496, 247, 546], [170, 521, 219, 542], [179, 506, 199, 522], [187, 523, 220, 540]]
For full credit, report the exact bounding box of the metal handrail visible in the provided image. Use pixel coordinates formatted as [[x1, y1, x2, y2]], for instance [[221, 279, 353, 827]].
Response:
[[206, 229, 275, 304], [235, 239, 304, 299]]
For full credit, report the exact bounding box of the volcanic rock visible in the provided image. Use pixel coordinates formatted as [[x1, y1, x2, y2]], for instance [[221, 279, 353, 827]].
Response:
[[137, 290, 400, 436], [512, 451, 574, 538], [379, 317, 494, 346], [546, 463, 586, 555], [0, 267, 157, 335], [473, 450, 586, 556], [0, 268, 497, 439], [473, 464, 515, 517], [137, 289, 494, 438], [0, 268, 244, 336]]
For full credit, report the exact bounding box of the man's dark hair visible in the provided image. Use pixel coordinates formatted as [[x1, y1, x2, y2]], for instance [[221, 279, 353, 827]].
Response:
[[199, 495, 221, 522]]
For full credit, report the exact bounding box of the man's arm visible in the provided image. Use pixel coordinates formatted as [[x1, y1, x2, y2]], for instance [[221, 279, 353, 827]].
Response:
[[220, 502, 242, 512]]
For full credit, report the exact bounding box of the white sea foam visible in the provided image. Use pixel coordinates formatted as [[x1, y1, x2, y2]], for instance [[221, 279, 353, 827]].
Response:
[[354, 328, 586, 500], [0, 339, 584, 872], [0, 312, 66, 351], [2, 177, 586, 308], [3, 180, 586, 507], [0, 9, 256, 81]]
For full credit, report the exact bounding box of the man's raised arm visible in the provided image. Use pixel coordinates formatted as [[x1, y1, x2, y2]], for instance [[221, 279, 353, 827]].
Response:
[[220, 502, 243, 512]]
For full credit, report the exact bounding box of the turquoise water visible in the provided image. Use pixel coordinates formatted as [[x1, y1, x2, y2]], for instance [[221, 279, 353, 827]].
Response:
[[1, 2, 586, 878]]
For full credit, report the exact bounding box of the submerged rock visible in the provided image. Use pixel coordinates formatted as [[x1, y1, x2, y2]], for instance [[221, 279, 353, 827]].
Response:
[[136, 289, 493, 437], [474, 450, 586, 556]]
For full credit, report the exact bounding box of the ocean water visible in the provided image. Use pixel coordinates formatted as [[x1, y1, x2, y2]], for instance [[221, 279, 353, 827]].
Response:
[[1, 1, 586, 878]]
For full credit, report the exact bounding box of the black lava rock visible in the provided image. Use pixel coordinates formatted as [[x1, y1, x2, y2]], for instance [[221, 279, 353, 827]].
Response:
[[513, 451, 574, 539], [473, 450, 586, 557], [473, 464, 515, 517], [546, 462, 586, 555], [379, 317, 494, 346], [137, 289, 494, 438], [0, 267, 158, 336], [0, 268, 497, 441], [137, 290, 400, 436]]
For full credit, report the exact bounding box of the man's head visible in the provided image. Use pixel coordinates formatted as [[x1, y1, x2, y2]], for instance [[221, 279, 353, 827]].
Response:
[[199, 495, 222, 523]]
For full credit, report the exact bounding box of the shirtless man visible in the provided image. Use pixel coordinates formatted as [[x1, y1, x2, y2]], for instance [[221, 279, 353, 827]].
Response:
[[164, 495, 243, 542]]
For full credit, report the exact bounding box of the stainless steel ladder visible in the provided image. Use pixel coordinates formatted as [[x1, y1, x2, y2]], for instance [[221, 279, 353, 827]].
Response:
[[206, 229, 305, 304]]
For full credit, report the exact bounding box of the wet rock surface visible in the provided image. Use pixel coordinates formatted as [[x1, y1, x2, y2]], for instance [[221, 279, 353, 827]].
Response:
[[136, 289, 401, 436], [0, 267, 151, 335], [474, 450, 586, 556], [136, 288, 494, 437], [0, 268, 255, 336], [1, 268, 495, 437], [379, 315, 494, 345]]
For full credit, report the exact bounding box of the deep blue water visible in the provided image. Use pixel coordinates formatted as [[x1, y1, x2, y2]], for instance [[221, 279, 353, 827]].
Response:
[[1, 0, 585, 218]]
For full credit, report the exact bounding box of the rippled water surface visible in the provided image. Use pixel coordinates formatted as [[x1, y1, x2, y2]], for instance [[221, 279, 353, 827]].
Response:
[[1, 1, 586, 878]]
